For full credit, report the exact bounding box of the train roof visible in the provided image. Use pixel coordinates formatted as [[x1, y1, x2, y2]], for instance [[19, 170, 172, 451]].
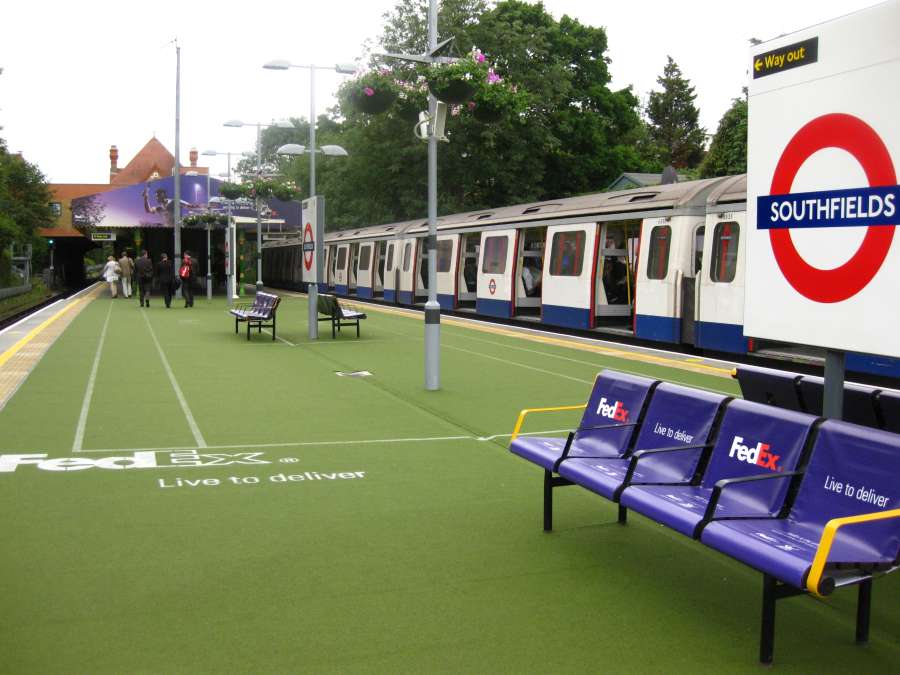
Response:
[[706, 174, 747, 209], [322, 175, 739, 244]]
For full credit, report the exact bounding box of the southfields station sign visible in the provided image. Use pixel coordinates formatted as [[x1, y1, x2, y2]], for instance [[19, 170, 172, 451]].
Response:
[[745, 2, 900, 357]]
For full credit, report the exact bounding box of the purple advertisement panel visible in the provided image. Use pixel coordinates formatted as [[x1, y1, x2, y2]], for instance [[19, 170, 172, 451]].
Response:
[[71, 176, 301, 229]]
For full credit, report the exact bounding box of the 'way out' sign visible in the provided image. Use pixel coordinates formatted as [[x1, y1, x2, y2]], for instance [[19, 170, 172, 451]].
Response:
[[745, 1, 900, 358]]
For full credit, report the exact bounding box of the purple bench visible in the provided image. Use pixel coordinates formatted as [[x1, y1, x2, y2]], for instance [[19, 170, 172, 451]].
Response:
[[229, 292, 281, 341], [700, 420, 900, 662]]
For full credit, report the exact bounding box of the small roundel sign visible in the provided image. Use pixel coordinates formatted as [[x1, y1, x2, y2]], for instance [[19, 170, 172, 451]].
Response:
[[303, 222, 314, 272]]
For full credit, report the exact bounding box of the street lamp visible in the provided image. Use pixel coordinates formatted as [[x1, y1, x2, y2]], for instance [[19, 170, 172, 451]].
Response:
[[223, 119, 293, 291], [264, 59, 355, 339]]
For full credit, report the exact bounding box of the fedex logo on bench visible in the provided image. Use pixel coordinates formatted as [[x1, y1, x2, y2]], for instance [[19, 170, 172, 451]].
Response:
[[728, 436, 781, 471], [596, 397, 629, 422]]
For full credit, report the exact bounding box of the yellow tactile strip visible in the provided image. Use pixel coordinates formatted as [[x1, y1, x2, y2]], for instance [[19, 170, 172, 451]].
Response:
[[0, 286, 100, 410], [280, 290, 734, 378]]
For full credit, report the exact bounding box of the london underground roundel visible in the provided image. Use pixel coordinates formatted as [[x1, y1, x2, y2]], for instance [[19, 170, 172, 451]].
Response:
[[303, 222, 314, 272], [766, 113, 896, 303]]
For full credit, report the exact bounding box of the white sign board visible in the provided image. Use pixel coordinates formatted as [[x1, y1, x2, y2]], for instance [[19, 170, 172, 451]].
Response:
[[301, 197, 323, 286], [745, 1, 900, 358]]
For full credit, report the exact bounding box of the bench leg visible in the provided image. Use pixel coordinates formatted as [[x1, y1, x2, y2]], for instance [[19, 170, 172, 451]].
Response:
[[247, 321, 251, 341], [543, 470, 554, 532], [235, 317, 239, 334], [272, 315, 276, 341], [332, 317, 336, 339], [617, 504, 628, 524], [856, 579, 872, 644], [357, 319, 360, 338], [759, 574, 803, 663]]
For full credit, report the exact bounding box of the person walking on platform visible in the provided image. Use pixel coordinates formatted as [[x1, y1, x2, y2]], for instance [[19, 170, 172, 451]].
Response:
[[157, 253, 174, 308], [135, 250, 154, 307], [118, 251, 134, 299], [102, 256, 120, 298], [179, 251, 197, 308]]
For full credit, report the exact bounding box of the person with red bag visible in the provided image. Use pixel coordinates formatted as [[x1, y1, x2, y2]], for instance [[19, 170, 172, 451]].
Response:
[[179, 251, 197, 308]]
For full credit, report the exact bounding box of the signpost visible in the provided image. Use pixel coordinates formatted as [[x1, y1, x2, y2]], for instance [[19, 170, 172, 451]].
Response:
[[91, 232, 116, 242], [746, 1, 900, 417], [302, 196, 324, 339]]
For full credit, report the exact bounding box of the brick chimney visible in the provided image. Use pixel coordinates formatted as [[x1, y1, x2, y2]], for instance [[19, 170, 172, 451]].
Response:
[[189, 147, 198, 167], [109, 145, 119, 182]]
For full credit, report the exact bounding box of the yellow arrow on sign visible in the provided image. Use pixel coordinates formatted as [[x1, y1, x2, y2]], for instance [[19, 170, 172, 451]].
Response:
[[755, 58, 763, 72]]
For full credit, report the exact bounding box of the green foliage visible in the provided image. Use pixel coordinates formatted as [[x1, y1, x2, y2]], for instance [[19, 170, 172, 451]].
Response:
[[646, 56, 707, 169], [217, 180, 298, 202], [699, 92, 747, 178], [183, 214, 229, 227], [341, 70, 400, 114], [0, 136, 54, 251], [0, 279, 53, 321]]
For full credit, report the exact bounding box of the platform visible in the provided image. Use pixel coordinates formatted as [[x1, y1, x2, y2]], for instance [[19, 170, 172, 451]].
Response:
[[0, 289, 897, 673]]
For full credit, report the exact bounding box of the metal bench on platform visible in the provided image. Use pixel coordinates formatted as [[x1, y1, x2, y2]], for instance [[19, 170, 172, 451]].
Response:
[[229, 292, 281, 341], [317, 293, 366, 338]]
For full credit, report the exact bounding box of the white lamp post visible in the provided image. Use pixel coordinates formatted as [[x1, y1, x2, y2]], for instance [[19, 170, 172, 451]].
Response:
[[264, 59, 354, 339], [223, 119, 293, 292]]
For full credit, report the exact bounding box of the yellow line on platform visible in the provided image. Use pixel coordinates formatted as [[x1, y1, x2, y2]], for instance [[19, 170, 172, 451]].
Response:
[[0, 296, 88, 369], [308, 295, 732, 378]]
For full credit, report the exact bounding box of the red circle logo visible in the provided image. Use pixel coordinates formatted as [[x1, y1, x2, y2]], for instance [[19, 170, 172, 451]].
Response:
[[488, 278, 497, 295], [303, 222, 314, 272], [768, 113, 896, 303]]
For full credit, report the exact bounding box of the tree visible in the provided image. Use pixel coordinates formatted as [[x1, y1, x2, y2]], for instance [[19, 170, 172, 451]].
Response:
[[699, 91, 747, 178], [646, 56, 707, 169]]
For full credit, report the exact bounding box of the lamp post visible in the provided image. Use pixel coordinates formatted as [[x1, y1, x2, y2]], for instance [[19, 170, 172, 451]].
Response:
[[223, 119, 293, 292], [264, 59, 355, 338]]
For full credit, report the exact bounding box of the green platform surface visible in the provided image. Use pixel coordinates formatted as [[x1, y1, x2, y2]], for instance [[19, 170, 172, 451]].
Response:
[[0, 294, 897, 674]]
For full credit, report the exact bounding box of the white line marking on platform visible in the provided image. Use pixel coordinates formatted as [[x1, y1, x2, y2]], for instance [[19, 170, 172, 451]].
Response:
[[63, 427, 572, 454], [72, 302, 113, 453], [443, 343, 595, 385], [141, 311, 208, 449], [262, 329, 296, 346]]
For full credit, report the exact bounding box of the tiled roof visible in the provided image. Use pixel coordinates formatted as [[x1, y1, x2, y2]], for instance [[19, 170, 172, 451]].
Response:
[[111, 137, 175, 186]]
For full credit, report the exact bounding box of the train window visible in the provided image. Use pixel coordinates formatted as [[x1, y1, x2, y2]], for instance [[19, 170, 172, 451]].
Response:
[[693, 226, 705, 275], [548, 231, 585, 276], [402, 242, 412, 272], [336, 247, 347, 270], [646, 226, 671, 280], [481, 236, 508, 274], [710, 221, 739, 283], [386, 244, 394, 272], [436, 240, 453, 273], [358, 246, 371, 272]]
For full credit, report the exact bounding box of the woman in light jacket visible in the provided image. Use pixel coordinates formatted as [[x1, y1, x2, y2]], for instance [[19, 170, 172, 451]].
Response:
[[102, 255, 120, 298]]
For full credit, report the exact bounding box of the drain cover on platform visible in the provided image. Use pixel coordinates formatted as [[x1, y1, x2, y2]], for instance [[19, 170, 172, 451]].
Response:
[[335, 370, 372, 378]]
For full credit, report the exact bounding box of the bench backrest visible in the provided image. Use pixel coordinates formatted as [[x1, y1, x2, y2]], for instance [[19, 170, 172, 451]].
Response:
[[799, 376, 880, 427], [627, 383, 729, 483], [701, 399, 818, 505], [574, 370, 658, 457], [734, 365, 803, 411], [787, 420, 900, 561], [317, 293, 338, 317], [253, 292, 279, 316]]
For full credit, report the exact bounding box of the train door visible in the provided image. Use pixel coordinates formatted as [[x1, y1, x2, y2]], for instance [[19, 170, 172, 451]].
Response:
[[457, 234, 479, 308], [696, 213, 747, 353], [414, 238, 428, 303], [476, 229, 518, 318], [356, 243, 374, 298], [398, 238, 416, 304], [348, 243, 359, 293], [436, 235, 460, 309], [540, 223, 598, 329], [633, 216, 699, 344], [679, 223, 705, 344], [326, 245, 336, 289], [595, 221, 637, 325], [514, 227, 546, 317], [383, 241, 398, 302], [334, 244, 350, 295], [374, 242, 385, 297]]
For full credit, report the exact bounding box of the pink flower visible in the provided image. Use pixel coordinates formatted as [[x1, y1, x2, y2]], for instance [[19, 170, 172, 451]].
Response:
[[364, 87, 375, 97], [487, 69, 502, 84], [475, 50, 485, 63]]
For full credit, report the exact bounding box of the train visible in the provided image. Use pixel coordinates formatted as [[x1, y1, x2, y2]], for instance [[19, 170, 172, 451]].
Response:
[[261, 174, 899, 378]]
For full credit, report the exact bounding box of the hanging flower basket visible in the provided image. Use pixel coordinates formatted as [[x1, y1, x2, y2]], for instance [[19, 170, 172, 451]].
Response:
[[472, 100, 505, 123], [348, 88, 397, 114], [427, 77, 477, 104], [471, 69, 528, 124], [341, 70, 400, 115], [393, 93, 428, 122]]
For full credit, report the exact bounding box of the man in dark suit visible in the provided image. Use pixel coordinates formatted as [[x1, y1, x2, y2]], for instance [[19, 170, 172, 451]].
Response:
[[135, 250, 154, 307], [157, 253, 175, 308]]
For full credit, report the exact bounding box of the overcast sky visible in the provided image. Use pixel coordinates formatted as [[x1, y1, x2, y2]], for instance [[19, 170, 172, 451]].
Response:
[[0, 0, 879, 184]]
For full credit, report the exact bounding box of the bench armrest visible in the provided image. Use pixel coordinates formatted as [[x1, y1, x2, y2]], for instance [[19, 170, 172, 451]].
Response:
[[807, 508, 900, 597], [623, 444, 712, 487], [509, 404, 587, 443], [701, 471, 804, 525]]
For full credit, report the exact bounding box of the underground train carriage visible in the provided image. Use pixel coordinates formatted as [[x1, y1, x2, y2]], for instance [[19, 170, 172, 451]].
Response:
[[508, 369, 900, 664]]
